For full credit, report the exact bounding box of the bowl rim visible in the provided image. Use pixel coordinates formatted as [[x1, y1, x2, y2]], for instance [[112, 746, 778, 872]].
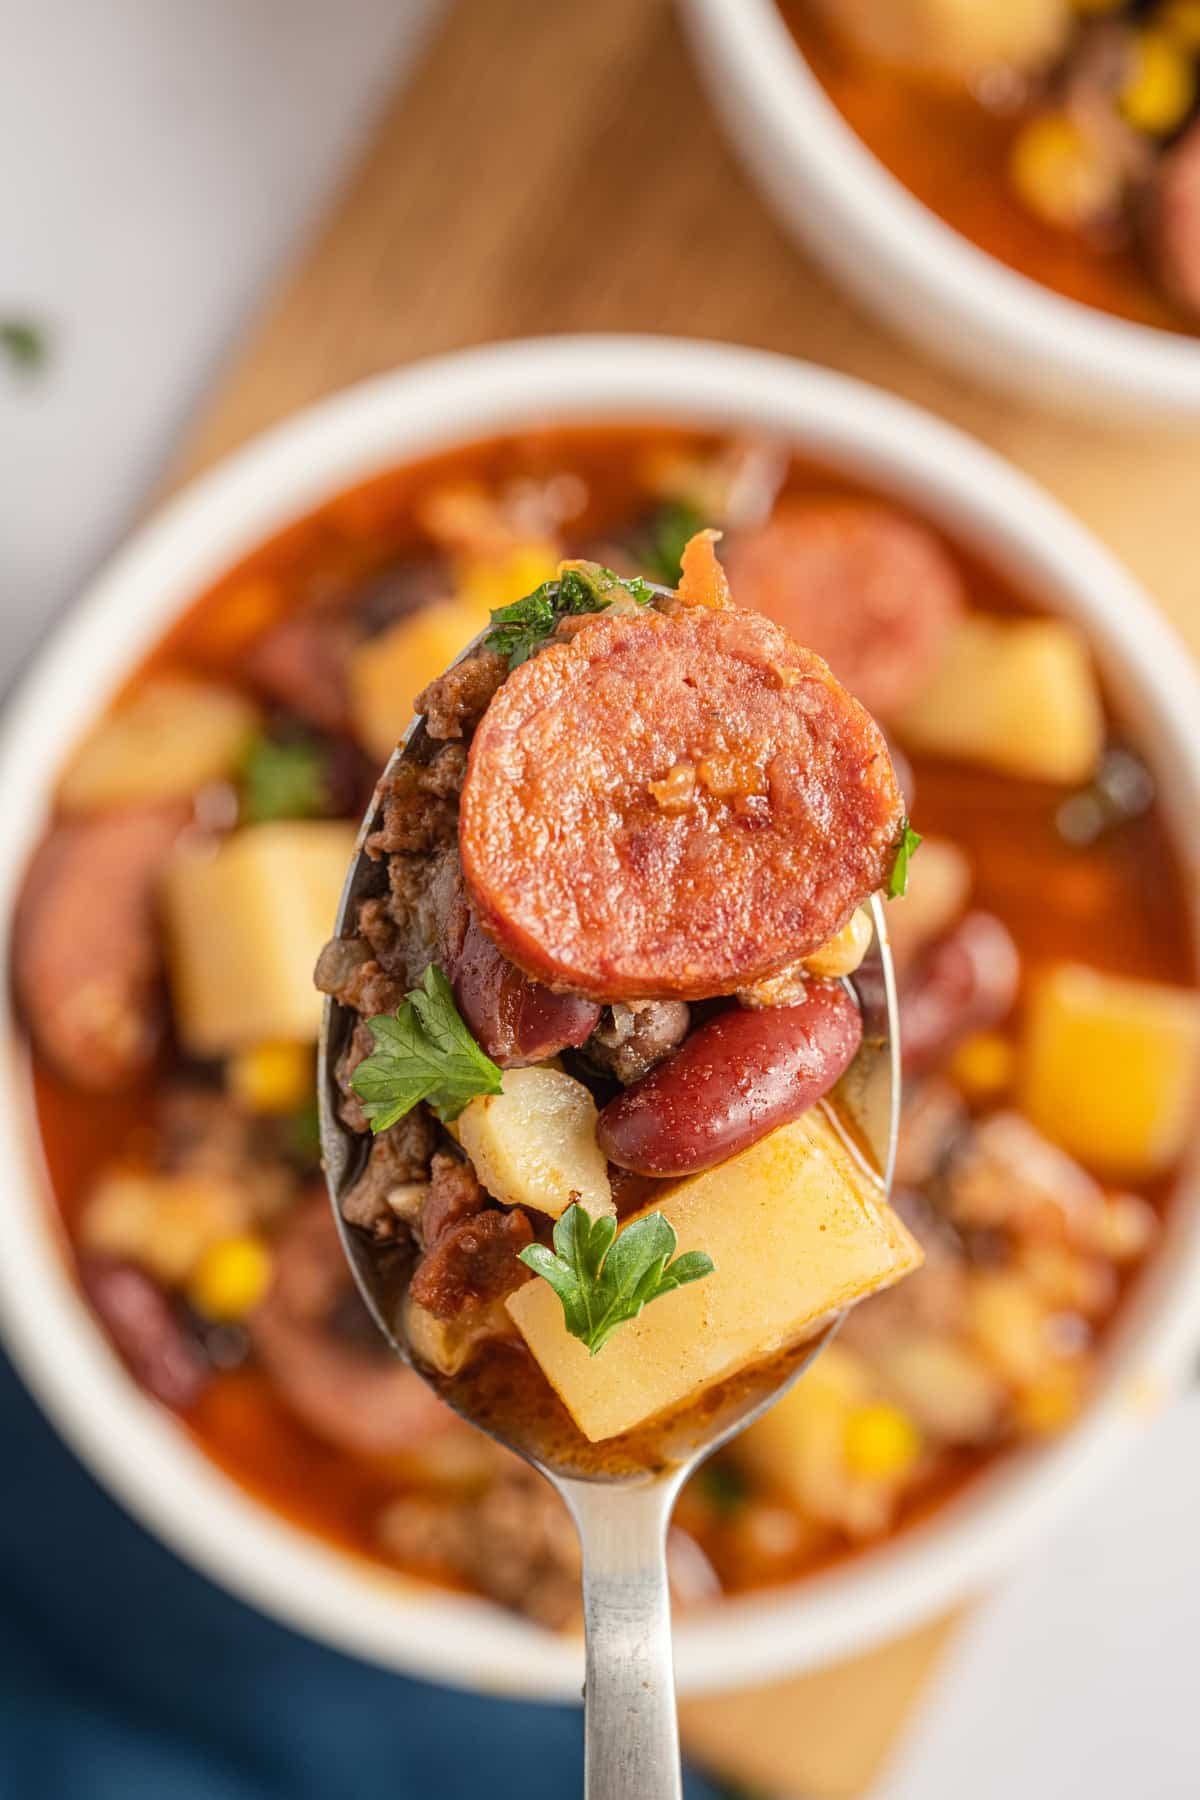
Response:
[[1, 333, 1199, 1700], [680, 0, 1200, 413]]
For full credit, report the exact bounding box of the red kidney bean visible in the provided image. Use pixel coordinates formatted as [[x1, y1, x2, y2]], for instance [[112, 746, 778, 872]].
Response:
[[596, 979, 862, 1176], [79, 1258, 209, 1411], [447, 903, 600, 1067], [900, 912, 1019, 1075]]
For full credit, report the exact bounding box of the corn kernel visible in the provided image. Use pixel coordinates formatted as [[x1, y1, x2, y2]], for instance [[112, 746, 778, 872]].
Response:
[[843, 1402, 921, 1481], [227, 1041, 313, 1115], [1010, 112, 1121, 231], [1120, 29, 1197, 135], [949, 1031, 1016, 1101], [1014, 1366, 1086, 1436], [457, 543, 560, 613], [189, 1234, 274, 1321]]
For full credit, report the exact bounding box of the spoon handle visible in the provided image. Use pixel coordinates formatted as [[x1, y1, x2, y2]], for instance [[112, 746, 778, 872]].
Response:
[[561, 1474, 685, 1800]]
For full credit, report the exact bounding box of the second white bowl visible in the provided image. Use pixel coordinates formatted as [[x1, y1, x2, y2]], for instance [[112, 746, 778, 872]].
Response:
[[681, 0, 1200, 421]]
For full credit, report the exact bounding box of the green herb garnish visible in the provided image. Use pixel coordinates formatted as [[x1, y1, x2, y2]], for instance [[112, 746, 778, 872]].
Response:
[[519, 1202, 714, 1357], [241, 736, 328, 823], [485, 563, 653, 667], [350, 965, 503, 1131], [1, 318, 48, 374], [641, 500, 702, 585], [886, 818, 922, 900]]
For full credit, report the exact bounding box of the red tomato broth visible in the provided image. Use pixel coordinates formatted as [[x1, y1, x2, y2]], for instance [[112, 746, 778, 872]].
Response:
[[18, 422, 1197, 1615]]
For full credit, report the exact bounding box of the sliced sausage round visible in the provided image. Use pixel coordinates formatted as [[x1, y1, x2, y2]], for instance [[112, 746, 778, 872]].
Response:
[[15, 803, 187, 1089], [597, 979, 863, 1176], [250, 1197, 455, 1455], [459, 604, 903, 1003], [722, 500, 964, 719]]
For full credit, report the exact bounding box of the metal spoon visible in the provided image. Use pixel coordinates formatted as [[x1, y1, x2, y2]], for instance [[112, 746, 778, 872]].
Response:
[[318, 599, 901, 1800]]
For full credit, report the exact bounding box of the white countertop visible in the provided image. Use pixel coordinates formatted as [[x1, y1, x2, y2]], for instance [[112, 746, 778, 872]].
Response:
[[3, 5, 1198, 1794]]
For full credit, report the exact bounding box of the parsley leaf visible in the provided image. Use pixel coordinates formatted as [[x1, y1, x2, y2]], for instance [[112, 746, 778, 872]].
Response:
[[350, 965, 503, 1131], [640, 501, 702, 585], [519, 1202, 714, 1356], [1, 318, 49, 375], [886, 818, 922, 900], [484, 564, 653, 667], [240, 736, 328, 823]]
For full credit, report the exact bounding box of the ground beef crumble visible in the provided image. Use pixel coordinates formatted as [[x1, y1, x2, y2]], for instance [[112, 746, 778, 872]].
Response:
[[409, 1208, 534, 1320], [415, 648, 506, 740], [340, 1109, 439, 1238], [376, 1463, 582, 1630], [420, 1149, 486, 1248]]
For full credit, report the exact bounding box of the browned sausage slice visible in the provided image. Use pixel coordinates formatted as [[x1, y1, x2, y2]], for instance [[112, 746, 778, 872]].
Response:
[[15, 804, 187, 1089], [250, 1198, 455, 1455], [722, 500, 964, 718], [459, 604, 903, 1002]]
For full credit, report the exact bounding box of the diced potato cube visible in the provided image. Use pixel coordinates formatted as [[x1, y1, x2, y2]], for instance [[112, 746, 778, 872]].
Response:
[[81, 1171, 248, 1284], [1021, 962, 1200, 1176], [895, 614, 1104, 784], [164, 821, 355, 1055], [347, 597, 494, 764], [506, 1108, 922, 1443], [458, 1066, 613, 1220], [816, 0, 1068, 85], [57, 677, 259, 811], [881, 1334, 1006, 1443], [885, 835, 972, 973], [735, 1344, 871, 1514]]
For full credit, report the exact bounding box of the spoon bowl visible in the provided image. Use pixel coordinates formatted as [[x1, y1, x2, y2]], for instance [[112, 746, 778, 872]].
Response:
[[318, 599, 902, 1795]]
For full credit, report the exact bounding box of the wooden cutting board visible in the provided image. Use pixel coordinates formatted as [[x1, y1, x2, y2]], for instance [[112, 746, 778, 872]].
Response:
[[168, 0, 1199, 1791]]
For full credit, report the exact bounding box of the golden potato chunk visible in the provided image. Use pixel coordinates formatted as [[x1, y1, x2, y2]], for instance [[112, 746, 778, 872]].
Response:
[[165, 821, 355, 1055], [57, 677, 259, 812], [1021, 963, 1200, 1177], [346, 597, 494, 764], [458, 1067, 613, 1220], [895, 614, 1104, 784], [81, 1172, 248, 1284], [506, 1107, 922, 1443]]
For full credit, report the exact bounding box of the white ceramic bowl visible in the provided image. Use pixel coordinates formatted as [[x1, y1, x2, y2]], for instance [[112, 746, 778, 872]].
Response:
[[680, 0, 1200, 420], [1, 337, 1198, 1700]]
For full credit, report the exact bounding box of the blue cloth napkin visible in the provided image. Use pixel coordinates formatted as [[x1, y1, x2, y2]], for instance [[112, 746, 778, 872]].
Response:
[[0, 1351, 727, 1800]]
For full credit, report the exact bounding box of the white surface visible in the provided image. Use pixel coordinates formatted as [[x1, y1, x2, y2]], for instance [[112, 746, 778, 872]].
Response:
[[3, 13, 1199, 1792], [879, 1390, 1200, 1800], [2, 339, 1200, 1721], [681, 0, 1200, 419], [0, 0, 438, 689]]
